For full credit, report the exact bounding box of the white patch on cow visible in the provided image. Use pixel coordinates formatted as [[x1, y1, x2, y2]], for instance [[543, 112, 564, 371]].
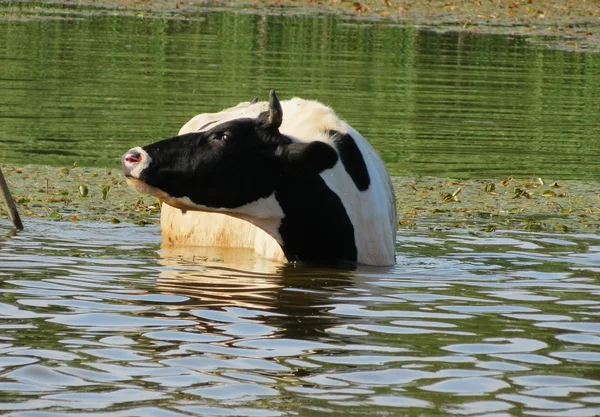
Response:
[[125, 147, 152, 179], [160, 208, 286, 261], [163, 193, 284, 244], [276, 98, 396, 265], [179, 101, 268, 135], [161, 96, 397, 266], [319, 124, 397, 266]]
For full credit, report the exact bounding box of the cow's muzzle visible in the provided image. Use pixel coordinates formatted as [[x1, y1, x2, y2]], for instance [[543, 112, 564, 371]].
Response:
[[122, 147, 151, 179]]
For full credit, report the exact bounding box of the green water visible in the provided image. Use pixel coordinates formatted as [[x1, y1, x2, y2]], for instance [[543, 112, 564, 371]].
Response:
[[0, 6, 599, 179]]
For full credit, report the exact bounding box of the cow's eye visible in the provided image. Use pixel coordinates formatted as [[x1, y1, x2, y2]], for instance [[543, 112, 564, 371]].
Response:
[[215, 132, 230, 141]]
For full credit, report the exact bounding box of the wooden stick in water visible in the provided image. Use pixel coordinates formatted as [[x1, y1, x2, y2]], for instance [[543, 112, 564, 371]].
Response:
[[0, 167, 24, 230]]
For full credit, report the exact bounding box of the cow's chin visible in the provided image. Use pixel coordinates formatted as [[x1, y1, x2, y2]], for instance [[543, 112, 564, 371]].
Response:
[[126, 177, 283, 244], [126, 178, 198, 212]]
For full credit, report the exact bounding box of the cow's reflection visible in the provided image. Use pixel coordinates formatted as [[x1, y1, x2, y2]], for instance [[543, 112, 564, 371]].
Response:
[[155, 245, 362, 340]]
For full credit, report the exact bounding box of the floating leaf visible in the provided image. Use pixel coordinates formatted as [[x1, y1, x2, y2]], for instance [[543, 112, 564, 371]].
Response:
[[524, 220, 543, 231], [513, 188, 523, 198], [102, 185, 110, 200], [352, 2, 366, 12], [441, 192, 459, 202], [483, 224, 498, 232], [537, 177, 545, 186], [59, 167, 69, 175], [513, 188, 533, 199], [78, 184, 89, 197], [47, 197, 70, 203], [499, 176, 513, 186], [484, 183, 496, 193], [542, 190, 557, 197], [554, 223, 568, 232], [551, 182, 560, 188], [71, 215, 79, 222], [110, 217, 121, 224], [49, 211, 61, 219]]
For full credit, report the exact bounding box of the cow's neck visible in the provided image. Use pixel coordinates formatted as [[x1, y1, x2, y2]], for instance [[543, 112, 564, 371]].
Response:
[[273, 175, 358, 265]]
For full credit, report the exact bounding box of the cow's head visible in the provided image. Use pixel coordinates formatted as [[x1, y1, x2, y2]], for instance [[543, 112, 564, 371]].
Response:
[[122, 90, 338, 215]]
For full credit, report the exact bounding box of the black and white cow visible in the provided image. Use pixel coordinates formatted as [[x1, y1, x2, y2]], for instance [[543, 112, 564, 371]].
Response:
[[122, 91, 397, 266]]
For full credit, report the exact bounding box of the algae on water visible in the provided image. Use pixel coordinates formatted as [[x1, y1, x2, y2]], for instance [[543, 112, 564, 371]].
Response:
[[0, 164, 160, 226], [1, 164, 598, 234]]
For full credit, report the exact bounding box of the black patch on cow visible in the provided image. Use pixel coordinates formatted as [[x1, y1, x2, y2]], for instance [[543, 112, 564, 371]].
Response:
[[276, 176, 357, 266], [197, 120, 219, 131], [329, 130, 370, 191]]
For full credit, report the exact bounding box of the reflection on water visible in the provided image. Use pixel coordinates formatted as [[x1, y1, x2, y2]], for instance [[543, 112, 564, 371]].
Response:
[[0, 10, 599, 179], [1, 219, 599, 416]]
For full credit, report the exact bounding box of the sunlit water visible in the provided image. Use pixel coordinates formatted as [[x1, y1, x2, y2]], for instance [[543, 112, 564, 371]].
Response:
[[1, 219, 599, 416], [0, 8, 599, 179]]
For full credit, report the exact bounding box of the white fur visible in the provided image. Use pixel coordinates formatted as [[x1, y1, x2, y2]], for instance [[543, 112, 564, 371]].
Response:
[[160, 97, 397, 266], [124, 146, 152, 179]]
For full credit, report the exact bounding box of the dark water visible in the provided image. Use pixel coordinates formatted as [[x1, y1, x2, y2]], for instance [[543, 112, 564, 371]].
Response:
[[1, 219, 600, 416], [0, 7, 599, 179]]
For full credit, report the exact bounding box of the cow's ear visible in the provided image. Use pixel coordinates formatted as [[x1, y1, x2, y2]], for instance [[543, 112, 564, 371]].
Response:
[[276, 141, 338, 176]]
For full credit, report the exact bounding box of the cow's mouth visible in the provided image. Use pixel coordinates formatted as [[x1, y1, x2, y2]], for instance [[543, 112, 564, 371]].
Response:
[[125, 177, 199, 212], [125, 177, 165, 198]]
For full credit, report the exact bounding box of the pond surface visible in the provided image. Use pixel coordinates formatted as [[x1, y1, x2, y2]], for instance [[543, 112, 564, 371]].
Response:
[[0, 219, 599, 416], [1, 6, 600, 417], [0, 6, 599, 179]]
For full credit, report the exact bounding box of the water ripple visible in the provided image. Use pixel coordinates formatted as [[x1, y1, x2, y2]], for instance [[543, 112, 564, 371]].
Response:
[[0, 221, 599, 415]]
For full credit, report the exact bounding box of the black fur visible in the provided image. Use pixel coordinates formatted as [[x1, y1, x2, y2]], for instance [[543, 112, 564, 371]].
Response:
[[329, 130, 371, 191], [140, 119, 281, 209], [276, 176, 357, 265]]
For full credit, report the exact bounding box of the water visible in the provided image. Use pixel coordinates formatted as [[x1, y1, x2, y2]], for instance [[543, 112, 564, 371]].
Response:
[[1, 6, 600, 416], [1, 219, 600, 416], [0, 7, 599, 179]]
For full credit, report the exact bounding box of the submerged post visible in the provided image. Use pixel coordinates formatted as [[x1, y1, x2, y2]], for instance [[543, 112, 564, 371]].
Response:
[[0, 167, 23, 230]]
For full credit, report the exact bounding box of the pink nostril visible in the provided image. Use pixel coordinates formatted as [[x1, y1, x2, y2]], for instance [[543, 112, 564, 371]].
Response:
[[125, 152, 142, 164]]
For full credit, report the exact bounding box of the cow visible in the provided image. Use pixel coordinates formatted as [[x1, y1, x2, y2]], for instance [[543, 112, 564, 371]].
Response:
[[122, 90, 397, 266]]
